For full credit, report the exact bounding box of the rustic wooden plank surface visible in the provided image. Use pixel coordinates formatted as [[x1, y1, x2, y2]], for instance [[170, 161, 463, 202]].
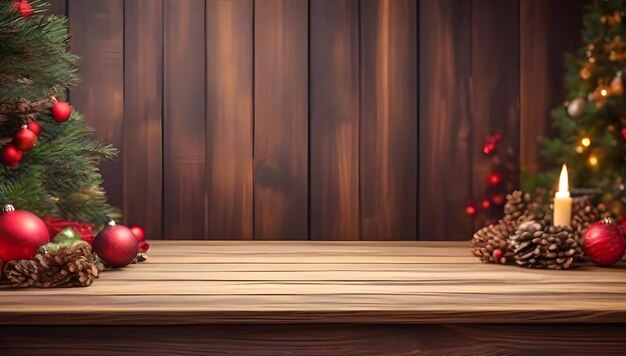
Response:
[[1, 241, 625, 325], [254, 0, 308, 239], [520, 0, 585, 174], [205, 0, 253, 239], [2, 324, 626, 355], [310, 0, 360, 240], [419, 0, 473, 241], [68, 0, 124, 210], [123, 0, 163, 239], [163, 0, 206, 239], [360, 0, 418, 240]]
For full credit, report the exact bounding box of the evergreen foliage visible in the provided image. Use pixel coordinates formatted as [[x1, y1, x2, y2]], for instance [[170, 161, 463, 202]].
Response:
[[525, 0, 626, 217], [0, 0, 119, 226]]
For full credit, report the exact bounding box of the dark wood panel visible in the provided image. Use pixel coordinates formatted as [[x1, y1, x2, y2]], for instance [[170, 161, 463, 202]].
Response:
[[163, 0, 206, 239], [123, 0, 163, 240], [2, 324, 626, 355], [68, 0, 124, 212], [360, 0, 418, 240], [419, 0, 472, 241], [520, 0, 586, 174], [471, 0, 520, 230], [310, 0, 360, 240], [254, 0, 308, 240], [48, 0, 66, 15], [205, 0, 253, 240]]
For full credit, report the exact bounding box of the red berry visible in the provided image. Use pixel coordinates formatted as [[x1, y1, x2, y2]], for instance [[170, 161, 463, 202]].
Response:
[[493, 248, 504, 263], [466, 205, 477, 217], [129, 225, 145, 241], [12, 0, 33, 17], [481, 199, 491, 209], [51, 100, 72, 123], [27, 119, 42, 136], [1, 143, 23, 167], [487, 172, 502, 187], [13, 126, 38, 151]]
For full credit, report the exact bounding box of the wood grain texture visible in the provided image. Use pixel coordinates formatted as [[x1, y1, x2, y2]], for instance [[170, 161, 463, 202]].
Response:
[[2, 324, 626, 355], [68, 0, 124, 210], [419, 0, 472, 241], [123, 0, 163, 240], [1, 241, 625, 325], [47, 0, 66, 15], [163, 0, 206, 239], [520, 0, 586, 174], [205, 0, 253, 239], [360, 0, 418, 240], [470, 0, 520, 230], [254, 0, 308, 240], [310, 0, 360, 240]]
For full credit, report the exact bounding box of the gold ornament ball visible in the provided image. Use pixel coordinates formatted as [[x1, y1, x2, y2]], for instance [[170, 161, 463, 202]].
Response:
[[567, 97, 586, 117]]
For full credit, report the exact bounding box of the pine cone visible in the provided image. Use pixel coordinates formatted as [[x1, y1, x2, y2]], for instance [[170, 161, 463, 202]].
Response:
[[503, 191, 529, 222], [509, 221, 583, 269], [471, 219, 517, 264], [3, 241, 100, 288]]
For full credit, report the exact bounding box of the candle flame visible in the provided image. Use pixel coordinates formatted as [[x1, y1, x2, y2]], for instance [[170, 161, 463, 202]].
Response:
[[558, 164, 569, 193]]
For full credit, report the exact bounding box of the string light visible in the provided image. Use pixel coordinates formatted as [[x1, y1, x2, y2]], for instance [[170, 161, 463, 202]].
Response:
[[588, 155, 599, 167], [581, 137, 591, 147], [575, 145, 584, 153], [600, 88, 608, 96]]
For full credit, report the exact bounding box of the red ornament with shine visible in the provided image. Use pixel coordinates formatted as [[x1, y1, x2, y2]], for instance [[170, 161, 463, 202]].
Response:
[[584, 219, 626, 267], [27, 119, 42, 136], [1, 143, 23, 167], [129, 225, 150, 253], [487, 172, 503, 187], [51, 100, 72, 123], [465, 204, 477, 217], [0, 205, 50, 264], [12, 0, 34, 18], [492, 194, 505, 206], [93, 221, 139, 268], [13, 126, 37, 151]]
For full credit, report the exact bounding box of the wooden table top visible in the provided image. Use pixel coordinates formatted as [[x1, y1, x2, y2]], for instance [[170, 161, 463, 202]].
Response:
[[1, 240, 625, 325]]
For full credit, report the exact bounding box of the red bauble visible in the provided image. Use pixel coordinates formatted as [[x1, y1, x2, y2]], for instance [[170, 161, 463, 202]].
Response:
[[51, 100, 72, 123], [465, 204, 477, 217], [584, 219, 626, 267], [493, 248, 504, 263], [129, 225, 145, 241], [0, 205, 50, 264], [13, 126, 38, 151], [1, 143, 23, 167], [12, 0, 34, 18], [27, 119, 42, 136], [621, 128, 626, 141], [481, 199, 491, 209], [93, 221, 139, 268], [487, 172, 502, 187]]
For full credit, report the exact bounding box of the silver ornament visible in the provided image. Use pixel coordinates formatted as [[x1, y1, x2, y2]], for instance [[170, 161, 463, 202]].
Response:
[[567, 97, 586, 117]]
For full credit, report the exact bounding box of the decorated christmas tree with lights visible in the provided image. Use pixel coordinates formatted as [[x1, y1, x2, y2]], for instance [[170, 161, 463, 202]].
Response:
[[528, 0, 626, 217], [0, 0, 148, 288]]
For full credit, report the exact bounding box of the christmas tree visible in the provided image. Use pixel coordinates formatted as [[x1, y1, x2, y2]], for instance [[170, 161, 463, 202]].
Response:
[[0, 0, 119, 225], [526, 0, 626, 218]]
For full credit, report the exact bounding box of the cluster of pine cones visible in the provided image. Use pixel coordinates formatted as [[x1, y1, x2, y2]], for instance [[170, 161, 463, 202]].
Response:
[[471, 190, 608, 269], [3, 240, 101, 288]]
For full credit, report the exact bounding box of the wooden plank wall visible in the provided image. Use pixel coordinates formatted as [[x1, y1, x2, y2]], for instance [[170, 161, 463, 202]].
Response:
[[49, 0, 586, 240]]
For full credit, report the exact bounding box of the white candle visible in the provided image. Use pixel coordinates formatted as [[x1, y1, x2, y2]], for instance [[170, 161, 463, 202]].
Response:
[[553, 164, 572, 226]]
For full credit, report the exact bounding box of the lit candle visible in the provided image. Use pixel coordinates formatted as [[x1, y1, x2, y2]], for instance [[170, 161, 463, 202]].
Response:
[[553, 164, 572, 226]]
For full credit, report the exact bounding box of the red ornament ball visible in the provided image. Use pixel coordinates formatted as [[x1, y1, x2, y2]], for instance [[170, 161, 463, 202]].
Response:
[[51, 100, 72, 123], [13, 126, 38, 151], [1, 143, 23, 167], [0, 205, 50, 263], [584, 219, 626, 267], [621, 128, 626, 141], [12, 0, 34, 18], [465, 204, 477, 217], [481, 199, 491, 209], [487, 172, 503, 187], [27, 119, 42, 136], [129, 225, 145, 241], [93, 221, 139, 268]]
